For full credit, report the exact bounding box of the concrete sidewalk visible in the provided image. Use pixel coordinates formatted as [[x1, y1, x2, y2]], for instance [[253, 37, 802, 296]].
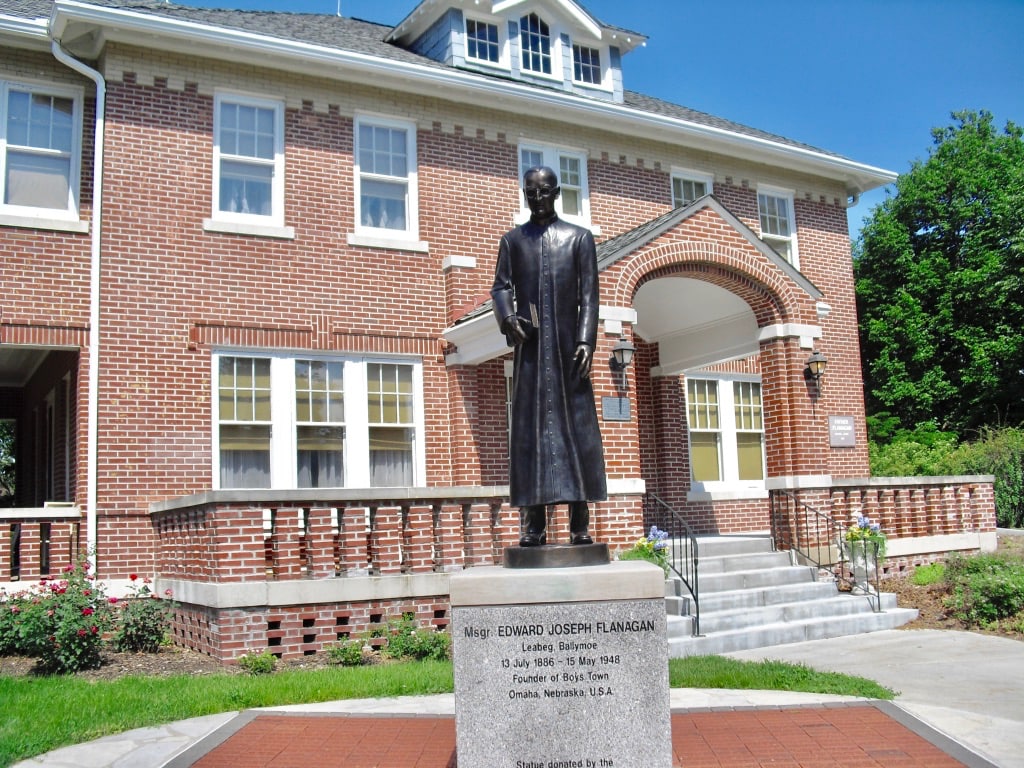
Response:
[[727, 629, 1024, 767], [11, 629, 1019, 767]]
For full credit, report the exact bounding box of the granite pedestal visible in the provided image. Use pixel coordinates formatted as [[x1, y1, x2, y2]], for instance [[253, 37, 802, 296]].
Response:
[[450, 561, 672, 768]]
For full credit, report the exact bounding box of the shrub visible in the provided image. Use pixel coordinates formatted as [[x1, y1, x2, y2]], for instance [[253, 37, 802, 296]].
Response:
[[868, 421, 961, 477], [944, 552, 1024, 625], [0, 589, 27, 655], [869, 424, 1024, 529], [12, 559, 116, 673], [956, 427, 1024, 529], [326, 638, 367, 666], [112, 575, 177, 653], [379, 614, 451, 661], [237, 650, 278, 675]]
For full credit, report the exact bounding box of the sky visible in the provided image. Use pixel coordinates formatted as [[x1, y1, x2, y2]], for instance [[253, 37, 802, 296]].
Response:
[[181, 0, 1024, 239]]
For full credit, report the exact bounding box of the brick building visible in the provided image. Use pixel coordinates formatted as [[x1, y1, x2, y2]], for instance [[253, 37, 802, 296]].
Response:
[[0, 0, 995, 660]]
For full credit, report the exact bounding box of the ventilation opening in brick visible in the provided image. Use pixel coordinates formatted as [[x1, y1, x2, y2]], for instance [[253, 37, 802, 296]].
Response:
[[271, 652, 282, 659], [336, 616, 349, 626], [336, 631, 350, 640], [303, 634, 316, 644], [370, 613, 383, 624], [267, 620, 281, 631], [268, 636, 281, 647], [303, 649, 316, 656], [302, 617, 315, 628], [433, 609, 447, 619]]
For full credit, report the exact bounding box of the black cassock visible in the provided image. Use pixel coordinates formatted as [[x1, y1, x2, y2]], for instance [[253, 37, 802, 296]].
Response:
[[491, 215, 607, 508]]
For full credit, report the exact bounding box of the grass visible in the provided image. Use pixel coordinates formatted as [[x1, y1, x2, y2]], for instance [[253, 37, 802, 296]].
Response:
[[0, 656, 893, 766]]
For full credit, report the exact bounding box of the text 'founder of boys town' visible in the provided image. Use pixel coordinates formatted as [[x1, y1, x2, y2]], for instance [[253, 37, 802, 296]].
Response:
[[491, 166, 607, 547]]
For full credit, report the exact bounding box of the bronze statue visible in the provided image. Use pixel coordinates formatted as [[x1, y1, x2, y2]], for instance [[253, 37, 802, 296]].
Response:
[[491, 166, 607, 546]]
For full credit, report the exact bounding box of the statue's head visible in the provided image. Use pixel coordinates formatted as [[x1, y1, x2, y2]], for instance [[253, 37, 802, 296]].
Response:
[[523, 166, 560, 220]]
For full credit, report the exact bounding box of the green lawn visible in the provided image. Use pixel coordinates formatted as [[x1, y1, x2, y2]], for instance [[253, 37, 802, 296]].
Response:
[[0, 657, 893, 767]]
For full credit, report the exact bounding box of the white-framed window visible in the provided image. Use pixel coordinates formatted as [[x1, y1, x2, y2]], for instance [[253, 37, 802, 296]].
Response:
[[686, 377, 764, 489], [212, 93, 284, 225], [1, 79, 82, 219], [519, 143, 590, 225], [519, 13, 554, 76], [671, 169, 713, 207], [757, 186, 798, 267], [214, 352, 423, 489], [571, 44, 602, 85], [465, 17, 503, 65], [354, 114, 419, 240]]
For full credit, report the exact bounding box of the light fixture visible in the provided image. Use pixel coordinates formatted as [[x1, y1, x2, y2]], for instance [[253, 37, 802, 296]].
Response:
[[609, 336, 636, 371], [805, 350, 828, 388]]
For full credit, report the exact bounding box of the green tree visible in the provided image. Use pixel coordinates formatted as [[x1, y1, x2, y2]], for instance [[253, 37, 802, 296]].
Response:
[[0, 420, 14, 505], [855, 110, 1024, 436]]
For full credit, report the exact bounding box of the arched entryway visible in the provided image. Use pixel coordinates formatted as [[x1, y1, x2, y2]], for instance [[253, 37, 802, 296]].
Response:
[[598, 198, 828, 534]]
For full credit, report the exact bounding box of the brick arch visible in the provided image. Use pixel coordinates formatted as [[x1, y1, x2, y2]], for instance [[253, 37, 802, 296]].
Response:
[[609, 240, 812, 327]]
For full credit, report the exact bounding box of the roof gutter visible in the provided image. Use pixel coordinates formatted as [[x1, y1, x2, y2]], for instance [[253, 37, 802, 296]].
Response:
[[49, 37, 105, 567], [51, 1, 895, 195]]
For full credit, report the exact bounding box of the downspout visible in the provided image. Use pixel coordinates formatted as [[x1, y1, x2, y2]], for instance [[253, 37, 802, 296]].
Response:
[[50, 40, 105, 565]]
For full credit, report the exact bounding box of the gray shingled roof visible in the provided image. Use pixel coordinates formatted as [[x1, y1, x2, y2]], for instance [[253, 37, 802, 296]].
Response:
[[0, 0, 844, 161]]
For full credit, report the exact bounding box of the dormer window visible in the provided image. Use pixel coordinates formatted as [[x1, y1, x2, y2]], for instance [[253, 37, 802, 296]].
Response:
[[466, 18, 500, 64], [572, 44, 601, 85], [520, 14, 552, 75]]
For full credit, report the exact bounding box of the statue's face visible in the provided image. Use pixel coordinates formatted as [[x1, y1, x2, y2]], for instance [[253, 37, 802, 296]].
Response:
[[523, 169, 560, 219]]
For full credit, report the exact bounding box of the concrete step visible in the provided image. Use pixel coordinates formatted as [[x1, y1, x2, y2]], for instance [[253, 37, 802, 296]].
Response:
[[697, 565, 816, 593], [663, 535, 918, 654], [697, 593, 900, 634], [689, 581, 841, 613], [668, 606, 919, 657], [693, 550, 794, 575], [690, 535, 773, 558]]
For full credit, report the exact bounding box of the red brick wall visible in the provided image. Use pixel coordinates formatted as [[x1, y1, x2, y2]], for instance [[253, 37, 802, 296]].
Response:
[[5, 44, 875, 579]]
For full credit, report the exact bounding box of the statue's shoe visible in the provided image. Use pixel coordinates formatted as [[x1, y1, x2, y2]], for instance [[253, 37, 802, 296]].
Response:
[[519, 531, 547, 547]]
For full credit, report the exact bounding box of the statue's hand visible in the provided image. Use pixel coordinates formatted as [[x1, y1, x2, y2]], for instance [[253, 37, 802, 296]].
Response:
[[573, 343, 593, 379], [501, 315, 529, 345]]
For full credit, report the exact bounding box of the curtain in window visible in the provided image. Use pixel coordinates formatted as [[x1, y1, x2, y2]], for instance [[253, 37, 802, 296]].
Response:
[[369, 427, 413, 486], [297, 426, 345, 488]]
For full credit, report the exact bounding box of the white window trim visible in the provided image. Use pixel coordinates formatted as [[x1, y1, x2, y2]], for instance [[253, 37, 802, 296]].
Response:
[[210, 92, 286, 229], [463, 13, 511, 69], [757, 184, 799, 269], [0, 78, 84, 223], [352, 113, 420, 243], [517, 12, 564, 83], [211, 350, 425, 490], [684, 374, 766, 495], [671, 167, 714, 207], [569, 40, 612, 92], [516, 141, 593, 229]]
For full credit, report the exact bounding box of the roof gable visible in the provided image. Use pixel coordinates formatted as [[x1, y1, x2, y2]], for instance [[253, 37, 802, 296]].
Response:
[[597, 194, 823, 300]]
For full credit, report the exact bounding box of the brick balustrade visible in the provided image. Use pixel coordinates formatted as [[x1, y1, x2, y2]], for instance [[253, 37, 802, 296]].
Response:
[[770, 475, 997, 576]]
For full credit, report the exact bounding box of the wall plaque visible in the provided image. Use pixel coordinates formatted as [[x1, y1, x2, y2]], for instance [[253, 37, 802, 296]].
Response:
[[602, 396, 631, 422], [829, 415, 856, 447]]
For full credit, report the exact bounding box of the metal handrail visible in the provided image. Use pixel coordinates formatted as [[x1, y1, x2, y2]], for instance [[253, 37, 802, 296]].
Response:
[[645, 493, 700, 636], [769, 489, 883, 611]]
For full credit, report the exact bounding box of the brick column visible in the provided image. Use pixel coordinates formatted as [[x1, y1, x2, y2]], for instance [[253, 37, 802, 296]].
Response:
[[210, 507, 266, 582], [341, 506, 370, 576], [274, 508, 305, 579], [464, 502, 493, 566], [436, 503, 465, 571], [371, 506, 402, 575], [307, 507, 339, 578], [403, 504, 435, 573], [492, 502, 519, 557]]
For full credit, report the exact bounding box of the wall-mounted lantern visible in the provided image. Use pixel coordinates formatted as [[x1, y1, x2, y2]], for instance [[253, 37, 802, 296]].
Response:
[[609, 336, 636, 371]]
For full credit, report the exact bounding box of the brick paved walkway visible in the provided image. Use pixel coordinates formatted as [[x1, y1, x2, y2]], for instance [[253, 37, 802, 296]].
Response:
[[186, 705, 973, 767]]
